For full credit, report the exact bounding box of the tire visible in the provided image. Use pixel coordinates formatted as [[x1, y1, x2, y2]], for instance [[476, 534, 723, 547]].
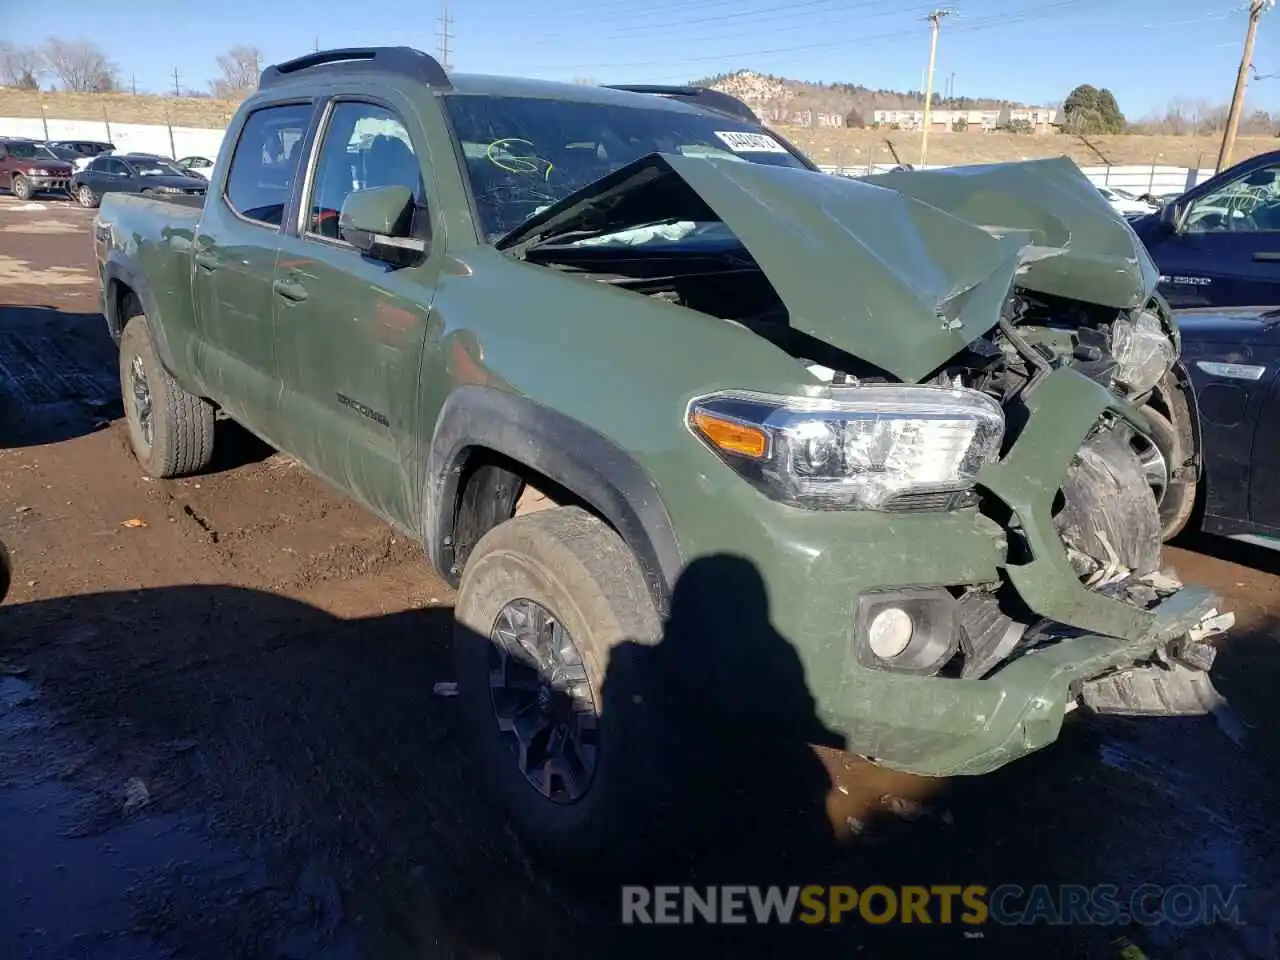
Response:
[[118, 315, 215, 478], [453, 506, 675, 878], [11, 174, 32, 201], [1147, 376, 1200, 542], [76, 184, 99, 209], [1148, 405, 1198, 541]]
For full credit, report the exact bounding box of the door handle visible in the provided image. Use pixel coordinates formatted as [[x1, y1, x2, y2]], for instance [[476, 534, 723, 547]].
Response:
[[193, 247, 219, 271], [1254, 251, 1280, 261], [273, 279, 308, 303]]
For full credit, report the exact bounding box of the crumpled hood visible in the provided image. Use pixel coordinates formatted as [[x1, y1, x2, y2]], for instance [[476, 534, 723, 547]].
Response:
[[499, 153, 1160, 383]]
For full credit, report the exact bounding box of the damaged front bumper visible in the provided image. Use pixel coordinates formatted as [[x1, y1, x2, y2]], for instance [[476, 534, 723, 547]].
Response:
[[844, 590, 1233, 779], [822, 366, 1236, 777]]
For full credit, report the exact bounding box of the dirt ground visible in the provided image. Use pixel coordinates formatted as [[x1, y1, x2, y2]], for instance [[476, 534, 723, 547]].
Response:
[[0, 189, 1278, 960], [2, 87, 1275, 171]]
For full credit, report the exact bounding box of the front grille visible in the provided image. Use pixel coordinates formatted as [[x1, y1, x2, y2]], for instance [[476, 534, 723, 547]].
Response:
[[882, 488, 979, 512]]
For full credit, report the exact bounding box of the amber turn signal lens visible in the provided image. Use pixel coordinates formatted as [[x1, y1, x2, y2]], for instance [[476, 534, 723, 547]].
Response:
[[691, 410, 769, 459]]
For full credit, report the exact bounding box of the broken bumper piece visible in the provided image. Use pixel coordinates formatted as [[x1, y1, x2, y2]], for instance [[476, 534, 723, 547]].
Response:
[[1078, 609, 1234, 717], [852, 587, 1233, 779]]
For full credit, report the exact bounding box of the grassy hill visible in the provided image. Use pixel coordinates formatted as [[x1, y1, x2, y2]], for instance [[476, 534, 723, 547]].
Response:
[[2, 85, 1274, 170]]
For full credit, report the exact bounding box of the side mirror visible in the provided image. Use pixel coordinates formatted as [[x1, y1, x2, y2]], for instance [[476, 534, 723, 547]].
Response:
[[1159, 199, 1183, 233], [339, 185, 427, 266]]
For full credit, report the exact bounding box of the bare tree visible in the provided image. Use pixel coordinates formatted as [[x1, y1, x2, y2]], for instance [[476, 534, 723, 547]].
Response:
[[42, 37, 117, 92], [0, 42, 44, 89], [211, 45, 262, 99]]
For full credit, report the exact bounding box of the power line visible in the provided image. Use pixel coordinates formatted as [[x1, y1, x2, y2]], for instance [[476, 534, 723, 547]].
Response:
[[533, 0, 910, 42], [525, 1, 938, 52], [523, 0, 1098, 73]]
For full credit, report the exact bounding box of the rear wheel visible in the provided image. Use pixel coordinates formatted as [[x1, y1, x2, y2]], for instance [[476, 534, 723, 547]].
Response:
[[11, 175, 32, 201], [118, 315, 215, 478], [76, 184, 99, 208], [453, 506, 675, 878]]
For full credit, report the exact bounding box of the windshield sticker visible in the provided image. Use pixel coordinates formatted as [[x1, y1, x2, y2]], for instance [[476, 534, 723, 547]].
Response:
[[713, 131, 788, 154]]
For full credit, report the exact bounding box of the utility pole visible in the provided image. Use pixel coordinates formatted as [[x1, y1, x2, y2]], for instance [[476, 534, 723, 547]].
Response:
[[172, 65, 181, 97], [920, 8, 953, 167], [130, 73, 137, 96], [437, 5, 454, 72], [313, 36, 320, 53], [1218, 0, 1274, 172]]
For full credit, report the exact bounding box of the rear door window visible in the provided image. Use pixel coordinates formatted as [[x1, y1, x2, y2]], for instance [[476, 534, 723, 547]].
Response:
[[224, 102, 314, 228]]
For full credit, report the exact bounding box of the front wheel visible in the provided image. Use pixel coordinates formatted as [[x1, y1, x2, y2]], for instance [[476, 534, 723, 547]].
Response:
[[453, 506, 675, 878], [11, 175, 32, 201], [118, 314, 215, 478]]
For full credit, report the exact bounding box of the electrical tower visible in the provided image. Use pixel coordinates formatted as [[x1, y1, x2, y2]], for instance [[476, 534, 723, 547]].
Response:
[[1218, 0, 1275, 171], [919, 8, 954, 167], [437, 5, 454, 72]]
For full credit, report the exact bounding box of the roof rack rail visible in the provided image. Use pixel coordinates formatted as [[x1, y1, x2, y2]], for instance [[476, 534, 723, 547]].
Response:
[[605, 84, 758, 124], [259, 46, 450, 91]]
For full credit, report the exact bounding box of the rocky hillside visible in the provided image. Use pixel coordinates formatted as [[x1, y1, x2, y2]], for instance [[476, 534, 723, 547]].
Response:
[[694, 69, 1018, 126]]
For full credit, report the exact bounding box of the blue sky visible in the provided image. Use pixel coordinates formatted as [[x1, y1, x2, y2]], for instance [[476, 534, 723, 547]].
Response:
[[10, 0, 1280, 117]]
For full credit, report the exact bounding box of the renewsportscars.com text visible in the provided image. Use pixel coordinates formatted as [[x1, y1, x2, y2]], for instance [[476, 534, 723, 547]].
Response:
[[621, 883, 1246, 927]]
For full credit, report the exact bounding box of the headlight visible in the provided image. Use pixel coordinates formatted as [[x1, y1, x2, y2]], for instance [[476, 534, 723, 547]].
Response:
[[1111, 309, 1176, 398], [687, 385, 1005, 510], [154, 185, 184, 194]]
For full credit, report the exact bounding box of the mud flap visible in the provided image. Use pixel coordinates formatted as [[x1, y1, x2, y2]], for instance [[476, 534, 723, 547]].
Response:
[[1077, 610, 1234, 717]]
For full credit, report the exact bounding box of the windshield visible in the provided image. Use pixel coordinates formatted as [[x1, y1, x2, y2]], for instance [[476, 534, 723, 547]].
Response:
[[443, 93, 811, 240], [130, 159, 186, 177], [8, 142, 57, 160]]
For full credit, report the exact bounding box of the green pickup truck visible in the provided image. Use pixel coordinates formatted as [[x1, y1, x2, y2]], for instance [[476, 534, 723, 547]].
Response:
[[94, 46, 1229, 875]]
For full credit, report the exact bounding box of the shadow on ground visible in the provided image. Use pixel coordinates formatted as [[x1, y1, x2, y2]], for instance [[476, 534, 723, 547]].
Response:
[[0, 556, 1276, 959], [1176, 528, 1280, 579], [0, 300, 274, 471], [0, 304, 121, 447]]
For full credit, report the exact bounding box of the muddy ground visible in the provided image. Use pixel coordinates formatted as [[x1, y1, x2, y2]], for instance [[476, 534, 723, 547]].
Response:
[[0, 192, 1277, 960]]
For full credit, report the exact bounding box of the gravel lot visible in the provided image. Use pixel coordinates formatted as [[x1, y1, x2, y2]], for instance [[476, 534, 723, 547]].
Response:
[[0, 191, 1277, 960]]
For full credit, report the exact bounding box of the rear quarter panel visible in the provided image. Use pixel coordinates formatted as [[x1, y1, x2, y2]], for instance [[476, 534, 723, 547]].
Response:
[[97, 193, 206, 393]]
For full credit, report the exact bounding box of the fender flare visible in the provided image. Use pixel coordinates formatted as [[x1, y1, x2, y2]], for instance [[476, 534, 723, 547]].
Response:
[[1167, 358, 1203, 481], [425, 385, 683, 612], [101, 256, 181, 377]]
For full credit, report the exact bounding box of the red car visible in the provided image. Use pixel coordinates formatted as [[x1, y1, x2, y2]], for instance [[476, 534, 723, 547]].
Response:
[[0, 138, 74, 201]]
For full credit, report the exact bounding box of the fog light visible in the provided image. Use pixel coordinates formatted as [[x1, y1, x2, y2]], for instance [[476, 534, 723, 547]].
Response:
[[854, 588, 960, 676], [868, 606, 914, 658]]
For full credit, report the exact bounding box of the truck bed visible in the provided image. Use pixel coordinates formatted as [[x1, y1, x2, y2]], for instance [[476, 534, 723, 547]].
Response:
[[94, 191, 207, 359]]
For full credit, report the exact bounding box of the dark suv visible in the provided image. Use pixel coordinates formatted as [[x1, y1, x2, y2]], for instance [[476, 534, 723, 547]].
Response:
[[46, 139, 116, 163], [0, 138, 74, 200]]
